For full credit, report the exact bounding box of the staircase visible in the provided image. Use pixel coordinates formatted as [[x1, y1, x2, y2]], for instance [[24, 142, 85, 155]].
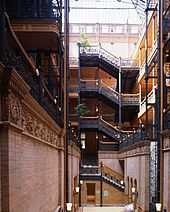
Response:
[[80, 165, 125, 192], [80, 117, 144, 149], [80, 79, 139, 106], [80, 116, 133, 142], [80, 46, 138, 79]]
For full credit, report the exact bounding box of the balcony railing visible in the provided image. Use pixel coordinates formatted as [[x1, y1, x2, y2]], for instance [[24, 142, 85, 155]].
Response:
[[138, 40, 157, 82], [6, 0, 62, 21], [138, 87, 156, 117], [80, 79, 139, 106], [1, 13, 63, 126], [121, 93, 139, 106]]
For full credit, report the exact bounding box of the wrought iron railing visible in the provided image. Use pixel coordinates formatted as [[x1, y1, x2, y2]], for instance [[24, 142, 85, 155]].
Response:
[[80, 164, 125, 190], [6, 0, 62, 21], [80, 116, 146, 148], [1, 13, 63, 126], [80, 79, 139, 106], [138, 39, 157, 82], [139, 87, 156, 117], [80, 45, 138, 68]]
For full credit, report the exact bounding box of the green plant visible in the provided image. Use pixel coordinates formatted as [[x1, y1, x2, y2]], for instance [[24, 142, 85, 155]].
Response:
[[80, 33, 91, 47], [75, 103, 90, 116]]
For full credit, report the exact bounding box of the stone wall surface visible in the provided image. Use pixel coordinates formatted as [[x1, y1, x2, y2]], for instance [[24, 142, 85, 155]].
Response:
[[0, 68, 65, 212], [68, 144, 80, 203], [163, 136, 170, 211], [8, 127, 63, 212], [122, 144, 150, 212]]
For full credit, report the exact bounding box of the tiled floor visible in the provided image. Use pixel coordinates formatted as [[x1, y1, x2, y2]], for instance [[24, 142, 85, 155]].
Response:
[[79, 207, 125, 212]]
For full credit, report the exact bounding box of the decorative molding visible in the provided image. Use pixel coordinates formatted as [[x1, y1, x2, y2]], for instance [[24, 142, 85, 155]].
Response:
[[21, 104, 62, 148], [119, 144, 150, 159], [1, 67, 64, 149], [9, 92, 22, 127]]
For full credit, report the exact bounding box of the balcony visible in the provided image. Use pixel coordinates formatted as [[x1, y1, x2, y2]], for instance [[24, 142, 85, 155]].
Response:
[[138, 40, 157, 82], [6, 0, 62, 21], [1, 14, 63, 127], [163, 10, 170, 44], [6, 1, 62, 50], [80, 79, 139, 106], [138, 87, 156, 118]]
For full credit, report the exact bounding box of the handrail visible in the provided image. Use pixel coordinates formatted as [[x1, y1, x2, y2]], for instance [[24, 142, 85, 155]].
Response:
[[102, 164, 124, 181], [80, 79, 139, 97], [80, 79, 98, 82], [80, 116, 133, 134], [5, 13, 36, 73], [6, 12, 56, 103], [80, 45, 138, 68], [100, 79, 119, 95], [100, 117, 133, 134], [140, 87, 156, 106]]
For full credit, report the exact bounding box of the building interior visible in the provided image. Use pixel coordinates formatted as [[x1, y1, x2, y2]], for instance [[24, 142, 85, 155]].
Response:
[[0, 0, 170, 212]]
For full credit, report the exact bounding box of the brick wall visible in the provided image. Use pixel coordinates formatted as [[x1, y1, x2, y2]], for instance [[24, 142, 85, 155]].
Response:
[[68, 144, 80, 204], [163, 137, 170, 211], [124, 153, 150, 212], [0, 69, 65, 212], [6, 126, 64, 212]]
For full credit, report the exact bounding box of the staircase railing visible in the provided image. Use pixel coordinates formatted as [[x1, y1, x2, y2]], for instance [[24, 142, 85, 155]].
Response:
[[80, 79, 139, 105], [80, 163, 125, 191], [80, 116, 134, 142], [80, 45, 138, 68], [102, 164, 123, 182], [80, 116, 145, 147]]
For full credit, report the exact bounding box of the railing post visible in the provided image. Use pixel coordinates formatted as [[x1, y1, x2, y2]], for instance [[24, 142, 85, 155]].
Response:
[[100, 162, 103, 207], [119, 57, 122, 125]]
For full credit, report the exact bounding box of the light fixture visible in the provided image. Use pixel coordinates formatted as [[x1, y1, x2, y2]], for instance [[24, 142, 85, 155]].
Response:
[[75, 186, 80, 193], [96, 134, 98, 139], [155, 203, 162, 211], [80, 180, 83, 185], [96, 106, 99, 112], [66, 203, 72, 211], [81, 140, 85, 149], [120, 180, 124, 185], [36, 68, 40, 76], [131, 187, 136, 193]]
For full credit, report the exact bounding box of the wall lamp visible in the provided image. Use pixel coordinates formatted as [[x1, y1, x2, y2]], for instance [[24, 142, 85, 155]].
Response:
[[66, 203, 72, 211], [155, 203, 162, 212], [75, 186, 80, 193]]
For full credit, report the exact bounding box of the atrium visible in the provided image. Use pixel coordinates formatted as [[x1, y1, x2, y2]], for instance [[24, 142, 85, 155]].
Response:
[[0, 0, 170, 212]]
